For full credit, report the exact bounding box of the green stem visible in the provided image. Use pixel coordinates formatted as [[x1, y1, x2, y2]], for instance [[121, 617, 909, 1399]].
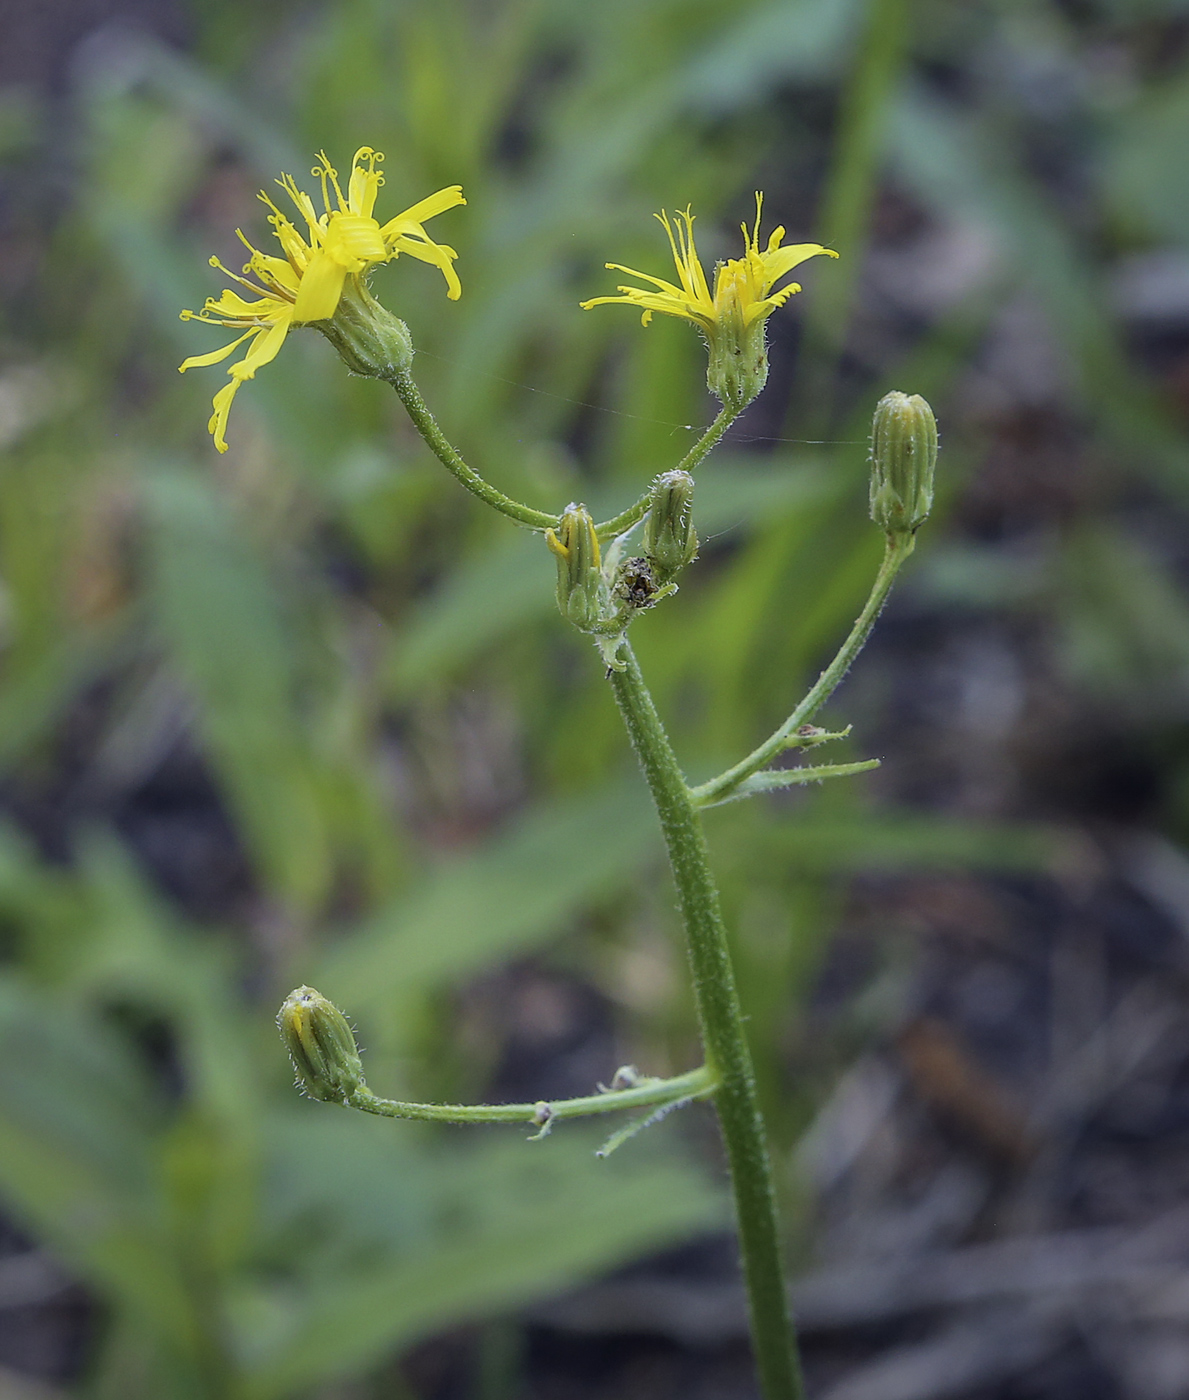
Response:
[[347, 1065, 714, 1125], [389, 367, 558, 530], [594, 406, 738, 539], [608, 641, 804, 1400], [693, 535, 912, 806]]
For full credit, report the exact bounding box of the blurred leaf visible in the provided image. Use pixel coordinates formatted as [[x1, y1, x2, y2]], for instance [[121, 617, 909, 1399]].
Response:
[[1060, 520, 1189, 712], [0, 978, 197, 1354], [683, 0, 864, 111], [1102, 68, 1189, 250], [891, 82, 1189, 489], [739, 810, 1074, 873], [145, 469, 332, 909], [240, 1129, 723, 1397], [319, 782, 658, 1024]]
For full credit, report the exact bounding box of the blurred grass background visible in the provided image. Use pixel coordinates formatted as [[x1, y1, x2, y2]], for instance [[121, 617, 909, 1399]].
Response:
[[3, 0, 1189, 1396]]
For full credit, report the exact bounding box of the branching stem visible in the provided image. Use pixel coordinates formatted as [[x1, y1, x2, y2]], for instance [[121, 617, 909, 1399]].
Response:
[[692, 534, 914, 806], [378, 356, 915, 1400], [594, 406, 738, 539]]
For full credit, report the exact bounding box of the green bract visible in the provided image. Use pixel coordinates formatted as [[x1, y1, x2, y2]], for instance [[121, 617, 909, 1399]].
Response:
[[546, 505, 604, 632], [644, 470, 698, 580], [869, 390, 938, 539], [278, 985, 366, 1104]]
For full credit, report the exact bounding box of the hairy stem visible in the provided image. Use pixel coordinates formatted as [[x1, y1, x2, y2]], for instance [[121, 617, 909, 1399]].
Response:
[[595, 405, 739, 539], [346, 1065, 714, 1125], [692, 534, 913, 806], [608, 641, 805, 1400], [389, 367, 558, 530]]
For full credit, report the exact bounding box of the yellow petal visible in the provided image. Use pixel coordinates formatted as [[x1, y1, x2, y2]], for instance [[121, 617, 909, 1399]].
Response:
[[602, 262, 688, 299], [292, 250, 348, 322], [762, 243, 837, 281], [347, 147, 384, 219], [179, 330, 255, 373], [659, 210, 713, 310], [322, 212, 386, 270], [208, 380, 241, 453], [278, 174, 322, 237], [578, 289, 708, 329], [379, 185, 465, 238], [231, 314, 291, 380], [202, 288, 286, 320], [251, 253, 301, 295], [389, 237, 462, 300], [744, 285, 800, 326]]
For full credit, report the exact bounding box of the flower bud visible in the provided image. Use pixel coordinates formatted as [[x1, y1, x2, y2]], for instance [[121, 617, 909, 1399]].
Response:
[[546, 505, 604, 631], [869, 391, 937, 539], [705, 294, 769, 411], [315, 277, 414, 381], [643, 470, 698, 580], [278, 986, 366, 1104]]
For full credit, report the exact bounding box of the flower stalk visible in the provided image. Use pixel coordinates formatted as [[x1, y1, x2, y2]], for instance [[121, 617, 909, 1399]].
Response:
[[279, 981, 716, 1131], [691, 534, 914, 807], [387, 366, 557, 530], [594, 405, 738, 539]]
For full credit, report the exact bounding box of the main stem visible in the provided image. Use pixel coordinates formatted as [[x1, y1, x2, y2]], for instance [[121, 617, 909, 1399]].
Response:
[[608, 641, 805, 1400]]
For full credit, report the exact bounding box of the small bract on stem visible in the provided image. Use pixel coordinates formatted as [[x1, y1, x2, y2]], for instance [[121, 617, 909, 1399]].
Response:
[[184, 160, 936, 1400]]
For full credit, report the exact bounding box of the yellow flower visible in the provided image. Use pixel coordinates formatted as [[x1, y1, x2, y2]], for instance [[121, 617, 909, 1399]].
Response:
[[180, 147, 465, 452], [581, 195, 837, 409], [581, 194, 835, 331]]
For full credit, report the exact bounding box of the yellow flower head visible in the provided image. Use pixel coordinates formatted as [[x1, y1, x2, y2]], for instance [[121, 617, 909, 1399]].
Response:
[[581, 194, 836, 331], [581, 195, 837, 409], [180, 147, 465, 452]]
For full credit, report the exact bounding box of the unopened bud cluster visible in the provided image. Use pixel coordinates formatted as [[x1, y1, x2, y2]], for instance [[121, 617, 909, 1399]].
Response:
[[869, 391, 937, 540], [546, 472, 701, 652], [278, 986, 366, 1104]]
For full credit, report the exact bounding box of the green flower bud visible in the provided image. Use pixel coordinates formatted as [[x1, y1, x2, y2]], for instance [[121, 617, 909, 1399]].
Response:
[[643, 470, 698, 580], [315, 277, 414, 381], [705, 294, 769, 412], [869, 391, 937, 539], [278, 986, 366, 1104], [546, 505, 604, 631]]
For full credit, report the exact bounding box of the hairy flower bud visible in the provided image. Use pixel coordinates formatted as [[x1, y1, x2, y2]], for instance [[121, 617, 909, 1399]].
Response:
[[546, 505, 604, 631], [278, 986, 366, 1104], [869, 391, 937, 539], [315, 277, 414, 380], [705, 283, 770, 411], [643, 470, 698, 580]]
